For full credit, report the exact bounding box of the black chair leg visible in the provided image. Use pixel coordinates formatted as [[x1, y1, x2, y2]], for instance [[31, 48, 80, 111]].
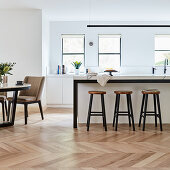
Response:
[[143, 94, 148, 131], [113, 94, 118, 127], [1, 102, 5, 121], [87, 94, 93, 131], [38, 101, 44, 120], [101, 94, 107, 131], [7, 101, 11, 121], [128, 94, 135, 131], [153, 94, 157, 127], [24, 104, 28, 125], [115, 94, 120, 131], [126, 94, 131, 127], [139, 94, 145, 127], [156, 94, 163, 131]]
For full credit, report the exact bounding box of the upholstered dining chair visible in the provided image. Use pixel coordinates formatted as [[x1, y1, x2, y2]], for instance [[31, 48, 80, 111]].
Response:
[[0, 92, 7, 121], [7, 76, 45, 124]]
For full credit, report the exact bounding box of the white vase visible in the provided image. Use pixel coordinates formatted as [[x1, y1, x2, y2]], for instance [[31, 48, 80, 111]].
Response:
[[75, 69, 80, 75]]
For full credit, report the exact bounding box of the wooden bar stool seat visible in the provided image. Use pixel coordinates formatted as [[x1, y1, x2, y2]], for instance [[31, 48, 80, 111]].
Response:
[[88, 91, 106, 94], [87, 91, 107, 131], [139, 89, 162, 131], [114, 90, 132, 95], [142, 89, 160, 94], [113, 90, 135, 131]]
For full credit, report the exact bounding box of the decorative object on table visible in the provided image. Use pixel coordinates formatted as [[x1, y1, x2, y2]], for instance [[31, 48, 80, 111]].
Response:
[[97, 74, 111, 87], [104, 69, 118, 76], [16, 81, 24, 85], [71, 61, 82, 75], [0, 62, 16, 84]]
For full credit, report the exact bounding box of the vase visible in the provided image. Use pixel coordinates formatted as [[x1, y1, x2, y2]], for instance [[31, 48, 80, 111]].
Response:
[[75, 69, 80, 75], [1, 75, 8, 84]]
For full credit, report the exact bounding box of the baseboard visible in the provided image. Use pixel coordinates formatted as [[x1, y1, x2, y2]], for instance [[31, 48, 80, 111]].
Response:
[[47, 104, 73, 108]]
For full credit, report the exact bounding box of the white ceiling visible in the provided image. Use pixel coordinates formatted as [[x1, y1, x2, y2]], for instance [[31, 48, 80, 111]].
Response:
[[0, 0, 170, 21]]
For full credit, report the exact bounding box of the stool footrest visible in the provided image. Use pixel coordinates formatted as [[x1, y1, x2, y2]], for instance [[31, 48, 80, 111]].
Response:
[[118, 111, 128, 113], [90, 114, 103, 116], [142, 114, 160, 116], [142, 111, 155, 113], [117, 113, 131, 116], [91, 111, 103, 113]]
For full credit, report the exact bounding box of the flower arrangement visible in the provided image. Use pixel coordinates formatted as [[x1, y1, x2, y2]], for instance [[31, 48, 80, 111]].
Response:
[[71, 61, 82, 69], [0, 62, 16, 76]]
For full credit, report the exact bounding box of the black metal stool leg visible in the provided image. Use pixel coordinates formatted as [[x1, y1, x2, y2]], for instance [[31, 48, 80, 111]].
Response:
[[143, 94, 148, 131], [139, 94, 145, 127], [156, 94, 163, 131], [129, 94, 135, 131], [1, 102, 5, 121], [87, 94, 93, 131], [126, 94, 131, 127], [115, 94, 120, 131], [153, 94, 157, 127], [113, 94, 118, 127], [101, 94, 107, 131]]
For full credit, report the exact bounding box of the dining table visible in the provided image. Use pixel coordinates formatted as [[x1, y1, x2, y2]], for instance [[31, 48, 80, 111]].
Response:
[[0, 83, 31, 127]]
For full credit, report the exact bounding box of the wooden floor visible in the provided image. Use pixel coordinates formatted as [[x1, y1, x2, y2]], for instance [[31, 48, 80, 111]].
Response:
[[0, 108, 170, 169]]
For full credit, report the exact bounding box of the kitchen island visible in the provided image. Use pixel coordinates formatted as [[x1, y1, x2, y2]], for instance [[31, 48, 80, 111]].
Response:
[[73, 74, 170, 128]]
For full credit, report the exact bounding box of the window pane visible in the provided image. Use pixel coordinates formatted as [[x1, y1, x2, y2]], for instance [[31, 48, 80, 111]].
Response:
[[99, 37, 120, 53], [99, 54, 120, 71], [63, 37, 84, 53], [155, 51, 170, 66], [63, 55, 84, 72], [155, 36, 170, 50]]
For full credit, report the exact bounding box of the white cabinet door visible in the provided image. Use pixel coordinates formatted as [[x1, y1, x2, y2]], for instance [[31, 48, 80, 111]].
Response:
[[62, 78, 73, 105], [46, 77, 62, 104]]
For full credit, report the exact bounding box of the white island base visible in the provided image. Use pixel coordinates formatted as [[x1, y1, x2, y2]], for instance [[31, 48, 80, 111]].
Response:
[[75, 75, 170, 124]]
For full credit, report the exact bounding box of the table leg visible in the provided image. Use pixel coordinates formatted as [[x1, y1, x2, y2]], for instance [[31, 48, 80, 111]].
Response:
[[73, 81, 78, 128], [0, 90, 18, 127], [11, 90, 18, 125]]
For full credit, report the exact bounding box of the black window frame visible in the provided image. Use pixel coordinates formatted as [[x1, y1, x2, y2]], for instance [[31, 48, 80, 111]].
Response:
[[98, 34, 121, 67], [62, 34, 85, 68]]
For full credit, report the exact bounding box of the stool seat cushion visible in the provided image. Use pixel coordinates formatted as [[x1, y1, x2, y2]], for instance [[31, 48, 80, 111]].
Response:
[[142, 89, 160, 94], [114, 90, 132, 94], [88, 91, 106, 94]]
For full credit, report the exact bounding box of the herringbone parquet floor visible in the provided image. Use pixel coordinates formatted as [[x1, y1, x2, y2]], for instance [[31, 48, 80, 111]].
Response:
[[0, 107, 170, 170]]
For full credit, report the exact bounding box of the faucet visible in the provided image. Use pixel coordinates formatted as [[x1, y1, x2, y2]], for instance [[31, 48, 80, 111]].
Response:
[[152, 67, 156, 74], [164, 58, 168, 74]]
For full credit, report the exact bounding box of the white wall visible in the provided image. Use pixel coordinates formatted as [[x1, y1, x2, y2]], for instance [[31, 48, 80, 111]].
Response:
[[0, 9, 42, 83], [50, 21, 170, 74]]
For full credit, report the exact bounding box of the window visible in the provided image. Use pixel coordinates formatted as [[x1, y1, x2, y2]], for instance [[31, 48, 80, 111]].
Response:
[[98, 35, 121, 71], [155, 35, 170, 66], [62, 35, 85, 73]]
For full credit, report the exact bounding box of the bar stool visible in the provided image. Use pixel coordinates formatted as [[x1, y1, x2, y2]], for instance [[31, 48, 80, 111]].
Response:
[[87, 91, 107, 131], [113, 90, 135, 131], [139, 89, 163, 131]]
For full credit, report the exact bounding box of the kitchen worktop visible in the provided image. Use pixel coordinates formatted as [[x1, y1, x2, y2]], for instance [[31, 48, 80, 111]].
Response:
[[73, 74, 170, 80]]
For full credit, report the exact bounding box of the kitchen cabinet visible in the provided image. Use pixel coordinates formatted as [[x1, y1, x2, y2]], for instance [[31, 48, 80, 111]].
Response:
[[62, 78, 73, 105], [46, 75, 73, 107]]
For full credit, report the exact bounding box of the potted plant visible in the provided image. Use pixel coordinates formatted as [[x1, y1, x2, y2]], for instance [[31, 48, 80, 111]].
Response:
[[0, 62, 16, 84], [71, 61, 82, 75]]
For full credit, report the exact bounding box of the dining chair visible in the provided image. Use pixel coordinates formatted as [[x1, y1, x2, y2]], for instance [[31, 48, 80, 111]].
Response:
[[0, 92, 7, 121], [7, 76, 45, 124]]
